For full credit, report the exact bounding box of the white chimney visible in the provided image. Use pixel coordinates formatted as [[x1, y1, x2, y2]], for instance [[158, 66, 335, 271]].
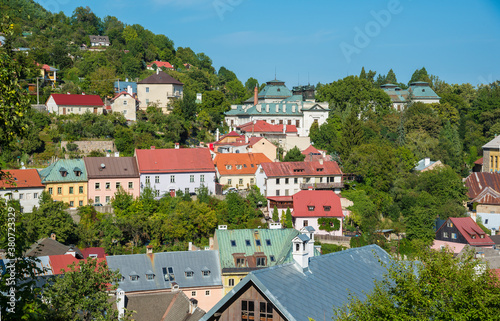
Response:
[[189, 298, 198, 314], [269, 222, 282, 229], [116, 288, 125, 320], [175, 143, 180, 149], [216, 128, 220, 141], [127, 85, 132, 95], [146, 245, 153, 254], [319, 158, 323, 165], [256, 104, 262, 112], [218, 225, 228, 230], [283, 124, 286, 134], [424, 157, 430, 166], [125, 78, 129, 82], [156, 68, 159, 75], [292, 234, 310, 270], [245, 135, 249, 144]]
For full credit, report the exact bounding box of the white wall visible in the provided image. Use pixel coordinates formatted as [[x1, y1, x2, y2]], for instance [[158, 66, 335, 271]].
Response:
[[0, 187, 44, 213], [140, 172, 216, 196]]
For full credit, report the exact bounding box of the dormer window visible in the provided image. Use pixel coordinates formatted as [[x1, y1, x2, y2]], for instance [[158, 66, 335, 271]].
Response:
[[480, 234, 485, 239], [226, 165, 232, 170], [202, 267, 210, 276], [185, 271, 194, 278], [146, 271, 155, 280], [308, 206, 315, 211], [130, 272, 139, 281], [235, 258, 246, 267], [256, 257, 266, 267], [316, 168, 324, 172], [323, 206, 331, 211], [245, 240, 251, 246], [471, 235, 476, 239], [255, 240, 261, 246], [236, 165, 242, 170], [59, 167, 68, 177], [74, 167, 82, 177]]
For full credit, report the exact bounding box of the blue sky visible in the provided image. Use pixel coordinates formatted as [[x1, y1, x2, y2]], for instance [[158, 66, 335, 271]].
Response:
[[36, 0, 500, 87]]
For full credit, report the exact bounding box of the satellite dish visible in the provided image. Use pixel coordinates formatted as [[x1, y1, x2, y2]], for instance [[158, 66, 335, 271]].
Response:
[[101, 163, 105, 168]]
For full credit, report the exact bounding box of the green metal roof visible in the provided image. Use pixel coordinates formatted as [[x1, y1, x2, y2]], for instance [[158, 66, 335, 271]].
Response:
[[39, 159, 87, 183], [258, 80, 292, 99], [215, 228, 300, 269]]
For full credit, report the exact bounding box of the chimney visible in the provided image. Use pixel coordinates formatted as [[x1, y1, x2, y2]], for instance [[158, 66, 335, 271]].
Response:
[[319, 158, 323, 165], [218, 225, 228, 230], [82, 92, 85, 95], [189, 298, 198, 314], [216, 128, 220, 141], [424, 157, 430, 166], [292, 235, 310, 270], [116, 288, 126, 320], [150, 146, 155, 150], [171, 282, 180, 292], [283, 124, 286, 134], [125, 78, 129, 82], [175, 143, 180, 149], [156, 68, 159, 75], [127, 85, 132, 95], [209, 237, 214, 250], [146, 245, 153, 254], [254, 85, 258, 106], [51, 233, 56, 241], [245, 135, 249, 144]]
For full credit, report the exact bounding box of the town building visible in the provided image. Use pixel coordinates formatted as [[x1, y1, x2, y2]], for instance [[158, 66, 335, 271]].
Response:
[[380, 82, 441, 111], [106, 250, 223, 312], [213, 153, 271, 190], [38, 63, 58, 87], [135, 147, 216, 197], [225, 80, 329, 136], [435, 217, 495, 248], [301, 145, 331, 162], [38, 159, 88, 208], [137, 71, 183, 113], [255, 160, 343, 197], [414, 157, 444, 172], [481, 135, 500, 173], [0, 169, 44, 213], [201, 243, 391, 321], [212, 131, 277, 161], [114, 79, 137, 94], [89, 35, 110, 47], [46, 94, 104, 115], [146, 61, 175, 71], [84, 157, 140, 206], [109, 91, 138, 121]]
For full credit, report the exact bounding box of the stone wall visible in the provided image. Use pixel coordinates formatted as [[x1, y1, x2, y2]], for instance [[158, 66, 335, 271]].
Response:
[[61, 140, 116, 155]]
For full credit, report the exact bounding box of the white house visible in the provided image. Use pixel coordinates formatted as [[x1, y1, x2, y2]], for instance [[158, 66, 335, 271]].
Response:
[[0, 169, 44, 213], [46, 94, 104, 115], [381, 82, 441, 111], [109, 91, 138, 121]]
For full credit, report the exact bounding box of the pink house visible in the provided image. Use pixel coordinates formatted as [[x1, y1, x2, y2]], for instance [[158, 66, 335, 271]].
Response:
[[84, 157, 140, 205], [292, 190, 344, 236]]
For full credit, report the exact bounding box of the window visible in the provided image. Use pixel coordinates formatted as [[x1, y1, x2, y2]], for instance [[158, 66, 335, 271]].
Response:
[[146, 99, 149, 105], [256, 240, 261, 246], [294, 178, 298, 184], [285, 189, 289, 196], [276, 190, 280, 196], [256, 257, 266, 267], [130, 275, 138, 281], [57, 187, 62, 194], [276, 178, 280, 185], [95, 182, 100, 190], [205, 290, 210, 296], [236, 258, 246, 267], [443, 232, 449, 238], [296, 120, 300, 128], [105, 196, 111, 203], [245, 239, 251, 246], [145, 176, 150, 184], [202, 270, 210, 276], [116, 182, 121, 189], [239, 178, 243, 185], [95, 196, 100, 203], [260, 302, 274, 321], [167, 267, 175, 281], [146, 274, 154, 280], [447, 221, 453, 228], [480, 234, 485, 239], [79, 186, 83, 194], [241, 300, 255, 320], [185, 188, 190, 194], [190, 175, 194, 182], [303, 220, 309, 227], [69, 187, 74, 194], [270, 255, 275, 262], [19, 193, 24, 199], [285, 178, 289, 184], [236, 165, 242, 170], [228, 178, 232, 185], [228, 278, 235, 286], [185, 271, 194, 277], [155, 190, 160, 197], [226, 165, 232, 170], [266, 239, 271, 246], [170, 175, 175, 183], [79, 201, 83, 206], [191, 291, 196, 296], [308, 206, 315, 211], [451, 233, 457, 239], [123, 100, 128, 105], [155, 176, 160, 184], [250, 178, 254, 184], [34, 193, 38, 199], [128, 182, 133, 189], [230, 240, 236, 247], [105, 182, 111, 190], [146, 87, 150, 93], [471, 235, 476, 239], [288, 119, 292, 125], [324, 206, 331, 211], [200, 175, 205, 183], [69, 201, 74, 207]]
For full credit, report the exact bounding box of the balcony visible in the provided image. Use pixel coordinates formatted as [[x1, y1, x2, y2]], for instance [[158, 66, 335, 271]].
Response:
[[300, 182, 344, 190]]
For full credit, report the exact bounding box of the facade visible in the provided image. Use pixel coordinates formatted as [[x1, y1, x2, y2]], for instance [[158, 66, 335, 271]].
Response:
[[38, 63, 58, 86], [414, 158, 444, 172], [255, 160, 343, 197], [301, 145, 331, 162], [482, 135, 500, 172], [106, 250, 223, 312], [291, 190, 344, 236], [84, 157, 140, 205], [46, 94, 104, 115], [213, 227, 303, 295], [89, 35, 110, 47], [146, 61, 174, 70], [137, 71, 183, 113], [381, 82, 441, 111], [225, 80, 329, 137], [38, 159, 88, 208], [109, 92, 138, 121], [0, 169, 44, 213], [213, 153, 271, 190], [212, 131, 277, 162], [465, 172, 500, 214], [435, 217, 495, 247], [201, 244, 391, 321], [135, 147, 216, 196]]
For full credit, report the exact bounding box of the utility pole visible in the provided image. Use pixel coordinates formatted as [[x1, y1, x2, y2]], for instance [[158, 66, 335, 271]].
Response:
[[36, 77, 39, 105]]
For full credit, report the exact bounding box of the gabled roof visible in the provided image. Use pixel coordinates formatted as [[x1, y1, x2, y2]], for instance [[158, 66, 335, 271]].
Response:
[[474, 157, 484, 165], [135, 148, 215, 174], [465, 172, 500, 199], [89, 35, 110, 43], [201, 245, 391, 321], [292, 190, 343, 218], [258, 79, 292, 99], [49, 255, 107, 275], [483, 136, 500, 149], [237, 120, 298, 134], [137, 71, 183, 85], [442, 217, 495, 246], [215, 228, 300, 270], [48, 94, 104, 107], [38, 159, 87, 183], [110, 91, 138, 102], [105, 250, 222, 292], [471, 186, 500, 205], [0, 169, 44, 189], [260, 160, 342, 177], [84, 157, 139, 179], [301, 145, 321, 156], [80, 247, 106, 259], [25, 238, 83, 258], [147, 61, 174, 69], [214, 153, 271, 176]]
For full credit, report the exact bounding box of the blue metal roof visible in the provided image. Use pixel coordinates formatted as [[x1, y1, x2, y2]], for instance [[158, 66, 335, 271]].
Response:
[[106, 250, 222, 292], [201, 245, 392, 321], [38, 159, 87, 183], [114, 81, 137, 94]]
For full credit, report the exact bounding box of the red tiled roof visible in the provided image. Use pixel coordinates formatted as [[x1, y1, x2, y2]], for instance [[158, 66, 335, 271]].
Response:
[[474, 157, 483, 165], [214, 153, 271, 176], [215, 131, 244, 144], [110, 91, 138, 102], [135, 148, 215, 173], [237, 120, 298, 134], [465, 172, 500, 199], [301, 145, 321, 155], [449, 217, 495, 246], [266, 196, 293, 202], [261, 161, 342, 177], [0, 169, 44, 189], [49, 94, 104, 107], [147, 61, 174, 69], [292, 190, 343, 218], [49, 255, 107, 274], [247, 137, 264, 145], [80, 247, 106, 259]]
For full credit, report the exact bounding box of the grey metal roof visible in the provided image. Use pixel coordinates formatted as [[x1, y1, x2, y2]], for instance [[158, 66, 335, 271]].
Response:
[[84, 157, 140, 179], [201, 245, 391, 321], [414, 158, 437, 171], [483, 135, 500, 149], [106, 250, 222, 292]]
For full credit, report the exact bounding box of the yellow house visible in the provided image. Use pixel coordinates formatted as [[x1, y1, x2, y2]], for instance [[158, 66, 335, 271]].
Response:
[[213, 153, 271, 190], [39, 159, 88, 208]]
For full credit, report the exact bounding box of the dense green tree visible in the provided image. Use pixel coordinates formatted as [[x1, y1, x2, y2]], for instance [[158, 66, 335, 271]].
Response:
[[283, 146, 306, 162], [272, 205, 279, 222], [338, 111, 364, 161], [245, 77, 259, 91], [385, 69, 397, 84], [285, 207, 293, 228], [408, 66, 431, 85]]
